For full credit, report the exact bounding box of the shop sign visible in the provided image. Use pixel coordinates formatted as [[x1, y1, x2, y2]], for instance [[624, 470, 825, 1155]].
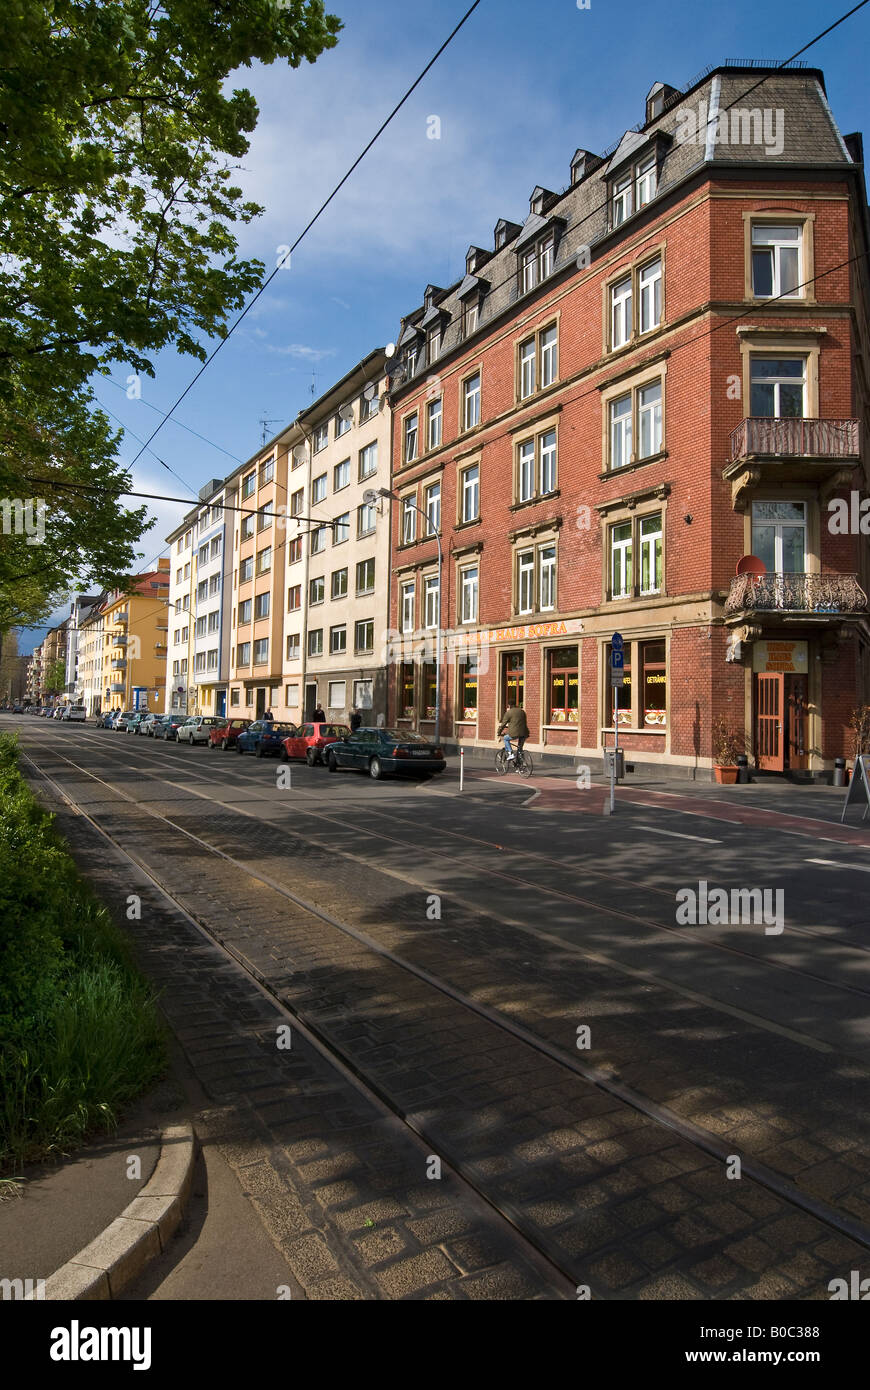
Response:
[[751, 640, 808, 674], [447, 617, 584, 650]]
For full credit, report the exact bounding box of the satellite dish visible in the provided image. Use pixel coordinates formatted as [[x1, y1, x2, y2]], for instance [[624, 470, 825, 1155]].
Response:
[[293, 444, 307, 464], [338, 403, 354, 422], [385, 342, 396, 357], [363, 382, 377, 401], [736, 555, 766, 576], [388, 363, 406, 384]]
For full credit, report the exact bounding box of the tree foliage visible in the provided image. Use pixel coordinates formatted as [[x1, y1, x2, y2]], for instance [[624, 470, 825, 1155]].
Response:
[[0, 0, 341, 629]]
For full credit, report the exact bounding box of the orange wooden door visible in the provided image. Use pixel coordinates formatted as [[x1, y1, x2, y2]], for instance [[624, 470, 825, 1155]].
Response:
[[756, 673, 784, 771]]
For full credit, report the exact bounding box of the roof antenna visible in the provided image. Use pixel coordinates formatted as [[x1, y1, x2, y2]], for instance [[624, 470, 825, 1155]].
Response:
[[259, 416, 282, 445]]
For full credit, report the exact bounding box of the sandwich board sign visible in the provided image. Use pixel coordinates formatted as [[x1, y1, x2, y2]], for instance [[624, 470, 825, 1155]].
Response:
[[841, 756, 870, 822]]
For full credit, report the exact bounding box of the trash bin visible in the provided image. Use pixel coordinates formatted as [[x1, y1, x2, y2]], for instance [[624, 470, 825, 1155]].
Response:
[[736, 754, 750, 785], [833, 757, 846, 788]]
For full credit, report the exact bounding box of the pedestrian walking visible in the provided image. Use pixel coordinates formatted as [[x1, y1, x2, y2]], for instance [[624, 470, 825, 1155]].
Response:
[[349, 708, 362, 732], [313, 703, 326, 722], [263, 707, 274, 722]]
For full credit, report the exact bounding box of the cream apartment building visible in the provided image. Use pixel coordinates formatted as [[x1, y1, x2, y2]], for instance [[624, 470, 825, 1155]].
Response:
[[167, 513, 198, 715], [290, 349, 391, 723]]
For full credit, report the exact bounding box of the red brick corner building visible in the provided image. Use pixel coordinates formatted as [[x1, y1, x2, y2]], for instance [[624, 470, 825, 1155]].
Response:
[[386, 63, 870, 779]]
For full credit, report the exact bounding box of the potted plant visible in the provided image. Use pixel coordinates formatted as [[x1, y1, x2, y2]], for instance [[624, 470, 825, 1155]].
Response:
[[712, 715, 740, 784]]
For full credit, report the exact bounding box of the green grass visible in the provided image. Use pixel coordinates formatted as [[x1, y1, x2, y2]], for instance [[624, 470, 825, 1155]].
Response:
[[0, 733, 167, 1174]]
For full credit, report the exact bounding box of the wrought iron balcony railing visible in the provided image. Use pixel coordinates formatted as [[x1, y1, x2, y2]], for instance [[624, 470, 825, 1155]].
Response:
[[729, 418, 859, 462], [725, 572, 868, 617]]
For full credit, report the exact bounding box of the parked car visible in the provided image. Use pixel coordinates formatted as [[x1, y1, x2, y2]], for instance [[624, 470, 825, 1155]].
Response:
[[124, 712, 146, 733], [326, 728, 446, 779], [281, 721, 350, 766], [236, 720, 297, 757], [177, 715, 223, 745], [12, 704, 23, 714], [114, 710, 137, 730], [208, 718, 252, 751], [51, 706, 65, 719], [137, 713, 160, 736], [65, 705, 87, 722], [152, 714, 186, 741]]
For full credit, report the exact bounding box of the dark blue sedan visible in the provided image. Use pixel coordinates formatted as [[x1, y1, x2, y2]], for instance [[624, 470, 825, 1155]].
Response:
[[236, 720, 297, 757], [325, 728, 446, 779]]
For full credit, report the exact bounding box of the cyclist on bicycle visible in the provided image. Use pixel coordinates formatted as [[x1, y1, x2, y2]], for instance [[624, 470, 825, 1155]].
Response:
[[497, 703, 529, 763]]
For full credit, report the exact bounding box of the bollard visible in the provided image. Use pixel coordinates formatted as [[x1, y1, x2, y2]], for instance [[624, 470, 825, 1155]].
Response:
[[833, 756, 846, 789], [736, 754, 750, 785], [459, 746, 464, 792]]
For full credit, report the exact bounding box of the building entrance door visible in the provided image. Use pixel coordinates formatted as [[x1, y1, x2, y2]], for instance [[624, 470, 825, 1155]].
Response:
[[255, 687, 266, 718], [305, 683, 317, 719], [216, 689, 227, 718], [755, 672, 784, 771], [785, 673, 808, 770]]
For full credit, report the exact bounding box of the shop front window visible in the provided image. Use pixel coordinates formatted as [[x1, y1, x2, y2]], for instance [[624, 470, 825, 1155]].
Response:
[[548, 646, 578, 723], [606, 643, 632, 727], [423, 662, 437, 720], [502, 650, 524, 709], [642, 640, 667, 727], [459, 657, 479, 721], [400, 663, 415, 718]]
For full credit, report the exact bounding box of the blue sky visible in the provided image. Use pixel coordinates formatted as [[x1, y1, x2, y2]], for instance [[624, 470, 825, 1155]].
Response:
[[19, 0, 870, 653]]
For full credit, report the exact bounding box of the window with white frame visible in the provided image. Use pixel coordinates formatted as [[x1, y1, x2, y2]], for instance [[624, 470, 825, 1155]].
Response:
[[287, 584, 301, 611], [237, 641, 251, 666], [258, 503, 274, 532], [334, 459, 350, 491], [335, 411, 352, 438], [427, 398, 442, 450], [608, 377, 664, 469], [308, 629, 323, 657], [239, 557, 253, 582], [210, 536, 220, 559], [330, 625, 347, 655], [461, 464, 479, 523], [290, 488, 304, 516], [313, 423, 328, 453], [460, 564, 478, 624], [209, 574, 220, 595], [241, 472, 256, 499], [401, 496, 417, 545], [635, 156, 657, 210], [751, 224, 802, 299], [520, 232, 556, 292], [354, 619, 374, 653], [333, 512, 350, 545], [356, 557, 375, 594], [424, 575, 439, 629], [404, 412, 418, 463], [198, 544, 208, 566], [328, 680, 346, 708], [517, 550, 535, 614], [516, 542, 557, 614], [260, 457, 274, 486], [253, 638, 268, 665], [310, 526, 327, 555], [312, 474, 327, 504], [208, 610, 219, 633], [611, 276, 632, 349], [463, 372, 481, 430], [428, 327, 441, 363], [610, 522, 632, 598], [612, 174, 632, 227], [540, 325, 558, 387], [516, 428, 557, 502], [207, 649, 218, 671], [309, 576, 324, 605], [639, 513, 663, 594], [519, 339, 536, 400], [197, 580, 208, 603], [195, 616, 206, 638], [425, 481, 441, 535], [286, 634, 300, 661], [256, 546, 272, 574], [608, 510, 662, 598], [241, 514, 255, 541], [239, 597, 253, 625], [359, 442, 377, 479], [401, 580, 415, 633], [331, 568, 348, 600], [357, 502, 376, 537], [638, 258, 662, 334], [462, 299, 478, 337], [750, 357, 806, 417]]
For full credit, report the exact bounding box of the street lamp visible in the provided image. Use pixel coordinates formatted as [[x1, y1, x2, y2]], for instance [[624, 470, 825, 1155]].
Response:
[[366, 486, 443, 745]]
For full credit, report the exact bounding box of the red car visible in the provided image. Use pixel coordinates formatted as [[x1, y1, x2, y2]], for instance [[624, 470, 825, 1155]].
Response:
[[208, 717, 252, 751], [281, 721, 350, 766]]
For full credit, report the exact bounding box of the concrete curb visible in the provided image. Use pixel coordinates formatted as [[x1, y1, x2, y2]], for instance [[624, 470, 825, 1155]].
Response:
[[31, 1122, 198, 1301]]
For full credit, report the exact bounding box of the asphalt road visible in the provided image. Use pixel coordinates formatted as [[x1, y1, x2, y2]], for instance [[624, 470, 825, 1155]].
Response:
[[9, 714, 870, 1300]]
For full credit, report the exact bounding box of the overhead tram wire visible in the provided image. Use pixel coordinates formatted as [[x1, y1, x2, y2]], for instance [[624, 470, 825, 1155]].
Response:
[[125, 0, 485, 472], [99, 375, 245, 466]]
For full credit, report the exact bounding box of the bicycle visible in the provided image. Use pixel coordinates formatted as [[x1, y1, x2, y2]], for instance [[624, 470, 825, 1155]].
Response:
[[495, 739, 534, 778]]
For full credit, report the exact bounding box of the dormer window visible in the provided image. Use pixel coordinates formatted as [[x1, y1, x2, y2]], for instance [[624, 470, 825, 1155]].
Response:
[[494, 218, 521, 253], [495, 226, 507, 250], [463, 300, 479, 337], [610, 152, 658, 228], [520, 231, 555, 293], [428, 326, 441, 362], [405, 344, 419, 377], [645, 82, 679, 124]]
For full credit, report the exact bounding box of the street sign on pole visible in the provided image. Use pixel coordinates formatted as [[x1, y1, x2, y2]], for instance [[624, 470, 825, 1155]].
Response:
[[611, 632, 624, 652], [608, 634, 624, 816]]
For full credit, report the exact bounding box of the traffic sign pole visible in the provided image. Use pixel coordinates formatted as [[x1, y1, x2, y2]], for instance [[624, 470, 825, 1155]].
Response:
[[608, 633, 624, 816]]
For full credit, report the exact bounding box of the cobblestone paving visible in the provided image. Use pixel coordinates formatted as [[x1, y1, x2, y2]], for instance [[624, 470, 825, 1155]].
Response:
[[23, 737, 870, 1300]]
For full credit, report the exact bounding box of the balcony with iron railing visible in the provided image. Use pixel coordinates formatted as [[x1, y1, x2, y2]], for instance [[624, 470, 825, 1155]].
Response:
[[724, 418, 861, 509], [111, 659, 126, 670], [725, 572, 868, 620]]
